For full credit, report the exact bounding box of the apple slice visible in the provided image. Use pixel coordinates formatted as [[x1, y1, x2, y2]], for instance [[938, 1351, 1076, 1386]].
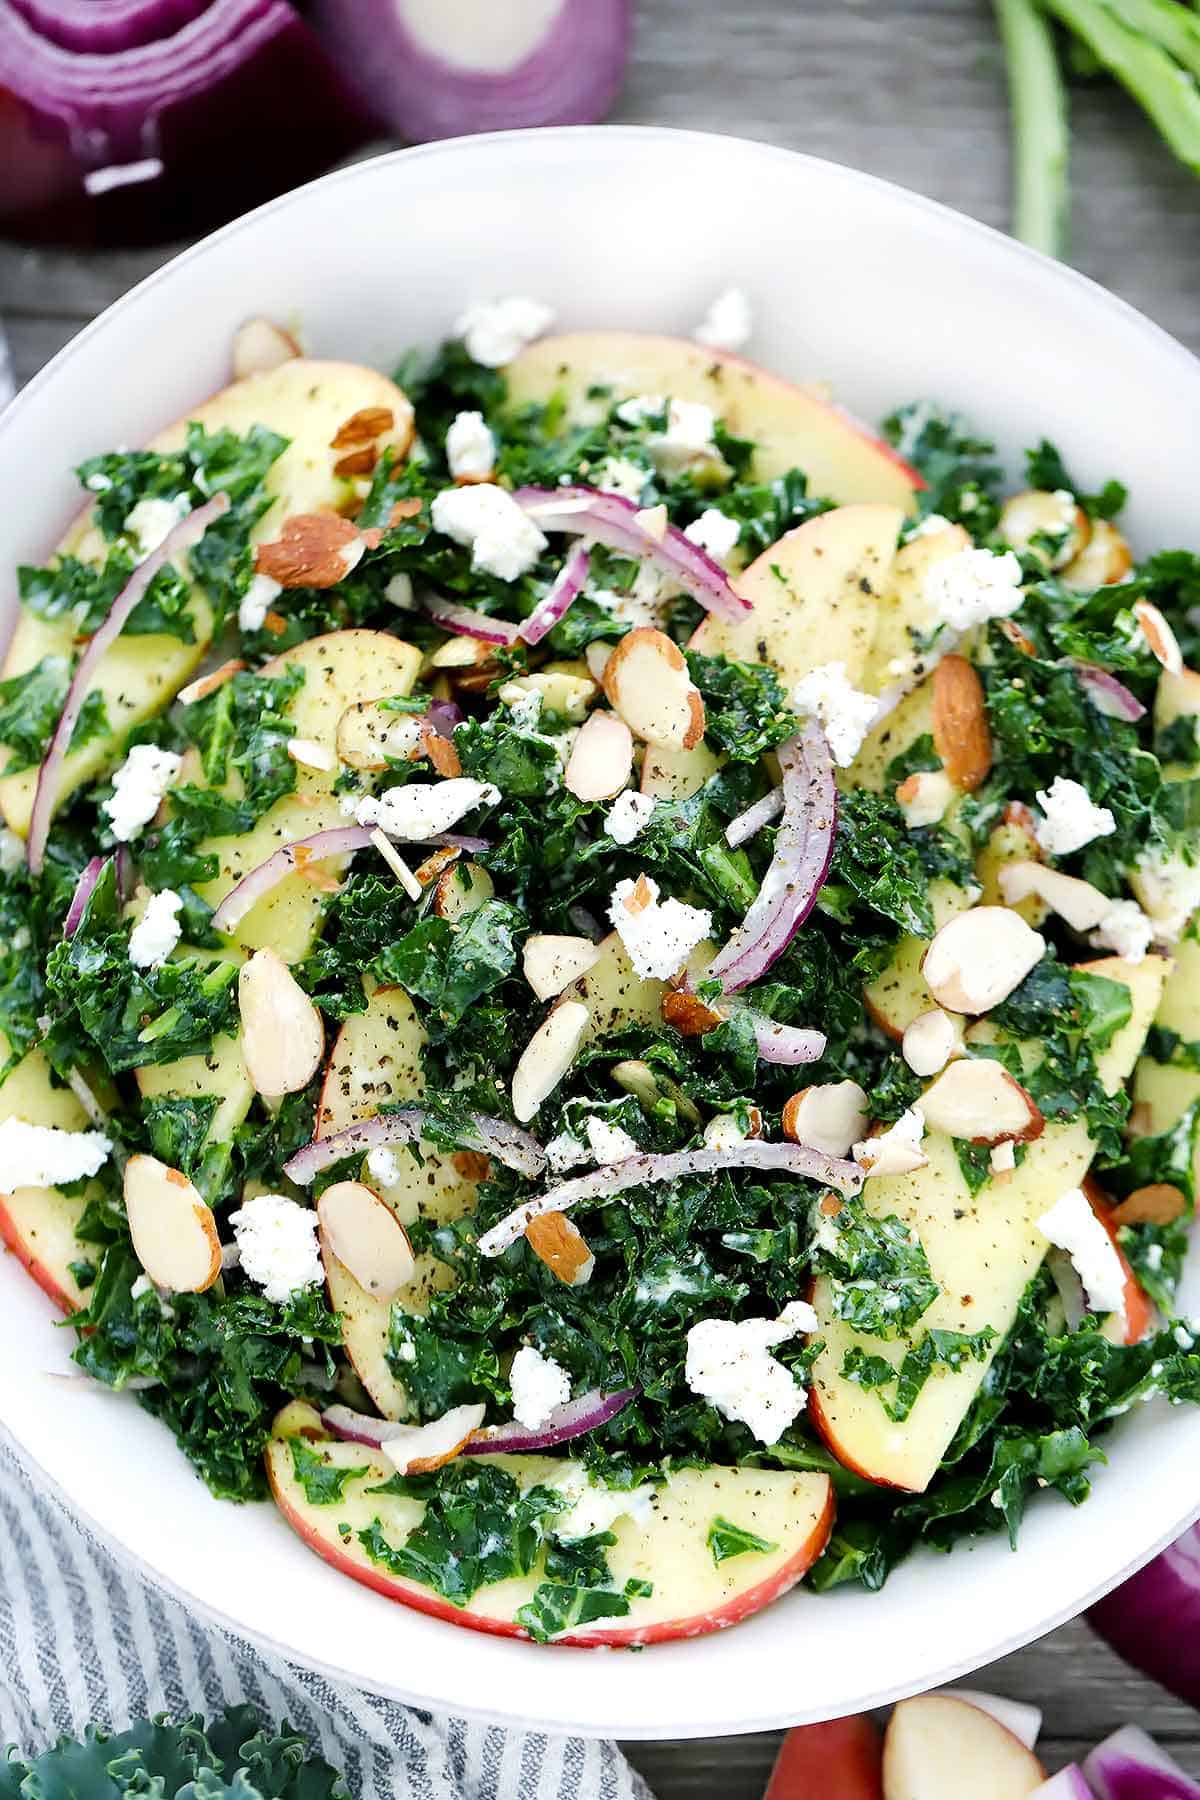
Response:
[[951, 1690, 1042, 1752], [505, 331, 922, 505], [573, 930, 670, 1043], [1082, 1178, 1155, 1347], [0, 1037, 103, 1313], [861, 523, 971, 692], [764, 1716, 883, 1799], [265, 1423, 834, 1645], [882, 1695, 1044, 1798], [640, 740, 721, 802], [522, 934, 602, 1001]]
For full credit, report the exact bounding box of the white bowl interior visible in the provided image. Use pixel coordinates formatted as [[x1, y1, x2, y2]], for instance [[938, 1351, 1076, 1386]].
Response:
[[2, 128, 1200, 1739]]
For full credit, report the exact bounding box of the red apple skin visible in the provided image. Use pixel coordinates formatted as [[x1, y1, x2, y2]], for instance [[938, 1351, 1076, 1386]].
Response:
[[764, 1716, 884, 1799], [1083, 1177, 1154, 1346], [806, 1381, 913, 1493], [266, 1452, 836, 1648], [0, 1193, 77, 1315]]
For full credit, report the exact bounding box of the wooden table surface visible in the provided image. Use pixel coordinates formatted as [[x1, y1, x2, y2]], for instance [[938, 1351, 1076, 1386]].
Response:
[[3, 2, 1198, 1793]]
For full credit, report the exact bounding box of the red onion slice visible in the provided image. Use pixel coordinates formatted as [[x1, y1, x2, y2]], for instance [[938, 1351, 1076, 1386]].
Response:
[[704, 724, 836, 995], [477, 1140, 862, 1257], [284, 1107, 546, 1186], [27, 492, 229, 877], [463, 1386, 638, 1454], [210, 824, 377, 934], [750, 1017, 826, 1065], [1083, 1725, 1200, 1799], [424, 698, 463, 737], [725, 784, 783, 848], [1064, 659, 1147, 722], [63, 855, 106, 937], [520, 544, 591, 646], [423, 593, 522, 646], [513, 485, 751, 623], [321, 1404, 397, 1449]]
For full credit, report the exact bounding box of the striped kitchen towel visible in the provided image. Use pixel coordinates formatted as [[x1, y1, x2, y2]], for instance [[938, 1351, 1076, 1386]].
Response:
[[0, 1431, 652, 1800]]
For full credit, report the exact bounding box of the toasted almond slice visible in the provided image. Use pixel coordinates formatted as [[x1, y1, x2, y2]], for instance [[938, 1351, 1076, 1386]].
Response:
[[336, 700, 416, 771], [901, 1007, 964, 1077], [379, 1403, 487, 1476], [317, 1181, 416, 1299], [255, 514, 367, 589], [238, 948, 326, 1097], [998, 861, 1111, 932], [853, 1111, 929, 1177], [996, 616, 1038, 656], [287, 735, 336, 773], [920, 1059, 1044, 1145], [428, 635, 495, 672], [563, 710, 634, 801], [124, 1154, 221, 1293], [661, 989, 725, 1035], [330, 405, 395, 449], [1062, 518, 1133, 591], [511, 1000, 590, 1123], [781, 1081, 869, 1157], [451, 1149, 491, 1182], [1134, 599, 1184, 674], [414, 844, 461, 888], [603, 626, 705, 752], [525, 1211, 595, 1286], [1000, 489, 1090, 570], [421, 722, 462, 778], [431, 860, 495, 922], [895, 768, 956, 828], [334, 445, 378, 479], [932, 654, 992, 792], [922, 906, 1045, 1014], [178, 658, 246, 706], [522, 933, 602, 1000], [1112, 1183, 1188, 1226], [232, 316, 300, 379]]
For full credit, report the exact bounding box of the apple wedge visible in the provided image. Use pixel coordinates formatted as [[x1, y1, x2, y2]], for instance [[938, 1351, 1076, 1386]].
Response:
[[861, 523, 971, 693], [505, 331, 922, 507], [1133, 936, 1200, 1195], [764, 1716, 884, 1799], [265, 1422, 834, 1645], [640, 740, 721, 802], [863, 881, 975, 1042], [882, 1695, 1044, 1799], [0, 1038, 100, 1314], [0, 359, 413, 838], [572, 930, 670, 1043], [810, 954, 1169, 1491]]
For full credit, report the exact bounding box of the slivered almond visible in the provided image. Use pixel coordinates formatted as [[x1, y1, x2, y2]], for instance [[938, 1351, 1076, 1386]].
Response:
[[932, 654, 991, 792], [563, 710, 633, 801], [431, 860, 495, 922], [238, 948, 325, 1097], [317, 1181, 415, 1299], [662, 989, 724, 1035], [1000, 489, 1090, 569], [262, 609, 288, 636], [624, 874, 654, 915], [380, 1404, 486, 1476], [179, 659, 246, 705], [334, 446, 378, 479], [920, 1059, 1044, 1145], [1111, 1183, 1187, 1227], [922, 906, 1045, 1014], [421, 723, 462, 778], [901, 1008, 963, 1077], [232, 316, 300, 379], [1134, 600, 1184, 674], [331, 406, 395, 449], [428, 635, 494, 670], [996, 617, 1037, 656], [998, 861, 1110, 931], [511, 1000, 590, 1123], [523, 933, 602, 1001], [603, 627, 705, 752], [371, 830, 422, 899], [255, 514, 367, 589], [525, 1211, 595, 1286], [1063, 519, 1133, 591], [414, 844, 460, 887], [124, 1154, 221, 1293], [781, 1081, 869, 1157], [451, 1150, 491, 1182]]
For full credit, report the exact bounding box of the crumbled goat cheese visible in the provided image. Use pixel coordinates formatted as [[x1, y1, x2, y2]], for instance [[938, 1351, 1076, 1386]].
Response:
[[229, 1193, 323, 1304], [545, 1129, 589, 1173], [366, 1146, 401, 1189], [0, 828, 22, 874], [1089, 897, 1155, 963], [896, 768, 955, 828], [431, 484, 546, 581], [385, 716, 425, 758], [0, 1117, 112, 1188], [586, 1117, 639, 1164], [356, 779, 499, 841], [853, 1107, 928, 1178], [608, 874, 712, 980], [909, 512, 953, 538], [128, 889, 183, 969], [509, 1344, 571, 1429], [702, 1113, 751, 1152], [990, 1139, 1017, 1175], [684, 508, 741, 563], [102, 745, 182, 842], [550, 1470, 656, 1540], [455, 295, 555, 367], [1037, 1186, 1126, 1319], [792, 661, 879, 767], [684, 1301, 817, 1445], [604, 790, 655, 846], [594, 456, 649, 501], [693, 286, 753, 352], [1133, 849, 1200, 942], [1146, 1242, 1165, 1273], [1034, 776, 1117, 857], [616, 395, 719, 473], [445, 410, 497, 481], [124, 494, 189, 559], [238, 572, 282, 633], [926, 546, 1024, 630], [384, 571, 415, 610]]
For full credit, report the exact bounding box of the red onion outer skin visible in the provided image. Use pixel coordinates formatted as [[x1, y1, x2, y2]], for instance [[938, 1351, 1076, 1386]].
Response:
[[308, 0, 632, 144], [1088, 1525, 1200, 1710]]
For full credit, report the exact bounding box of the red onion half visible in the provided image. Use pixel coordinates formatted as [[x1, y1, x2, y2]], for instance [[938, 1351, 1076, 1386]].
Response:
[[1088, 1522, 1200, 1711], [284, 1107, 547, 1186], [27, 492, 229, 877], [1064, 660, 1146, 723]]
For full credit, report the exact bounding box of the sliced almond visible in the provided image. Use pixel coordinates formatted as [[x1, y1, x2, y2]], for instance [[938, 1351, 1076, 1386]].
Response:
[[782, 1081, 869, 1157], [932, 654, 991, 792], [380, 1403, 486, 1476], [336, 700, 417, 771], [317, 1181, 416, 1299], [330, 405, 395, 449], [920, 1059, 1044, 1145], [1134, 599, 1183, 674], [255, 514, 367, 589], [563, 710, 634, 801], [232, 316, 300, 379], [853, 1111, 928, 1177], [895, 768, 956, 829], [428, 635, 495, 672], [661, 989, 725, 1036], [901, 1007, 964, 1077], [238, 948, 326, 1097], [413, 844, 460, 888], [603, 626, 705, 752], [1062, 518, 1132, 591], [178, 658, 246, 706], [431, 860, 494, 922], [333, 445, 378, 479], [922, 906, 1045, 1014], [1000, 489, 1090, 570], [1111, 1183, 1187, 1227], [287, 736, 336, 773], [124, 1154, 221, 1293], [996, 616, 1037, 656], [523, 933, 602, 1001], [998, 861, 1110, 932], [451, 1149, 491, 1182], [511, 1000, 590, 1123], [420, 722, 462, 778], [525, 1211, 595, 1286]]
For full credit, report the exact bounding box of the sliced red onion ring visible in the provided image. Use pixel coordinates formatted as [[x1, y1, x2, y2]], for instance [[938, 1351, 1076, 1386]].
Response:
[[477, 1140, 862, 1257], [750, 1017, 826, 1065], [520, 544, 591, 646], [284, 1107, 546, 1186], [210, 824, 376, 934], [725, 784, 783, 848], [703, 725, 836, 995], [463, 1386, 638, 1454], [321, 1404, 396, 1448], [27, 492, 230, 877], [63, 855, 106, 937], [513, 485, 750, 624], [1064, 659, 1146, 723], [423, 593, 522, 646]]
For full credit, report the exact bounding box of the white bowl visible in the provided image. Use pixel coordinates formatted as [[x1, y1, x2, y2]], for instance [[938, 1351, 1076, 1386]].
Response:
[[2, 127, 1199, 1742]]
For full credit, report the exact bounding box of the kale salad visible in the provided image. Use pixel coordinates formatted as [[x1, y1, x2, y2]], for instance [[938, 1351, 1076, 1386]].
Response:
[[2, 293, 1199, 1646]]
